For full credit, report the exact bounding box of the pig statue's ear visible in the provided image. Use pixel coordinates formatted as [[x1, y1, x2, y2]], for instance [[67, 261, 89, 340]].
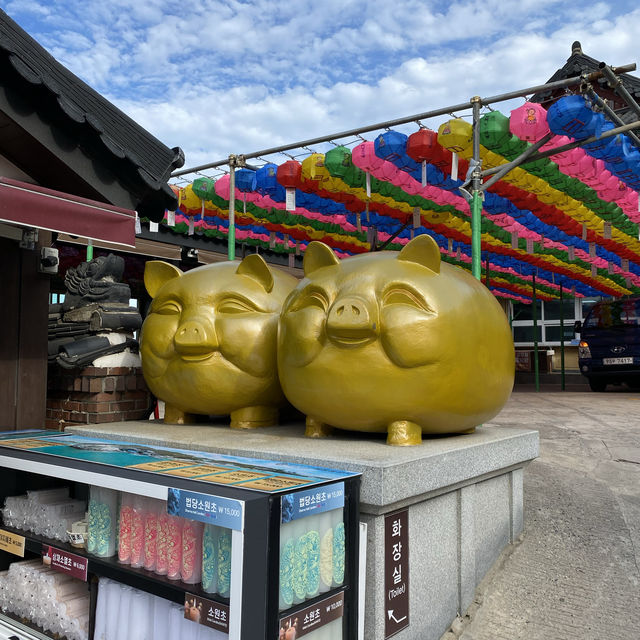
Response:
[[144, 261, 183, 298], [236, 254, 274, 293], [303, 241, 340, 277], [398, 234, 441, 274]]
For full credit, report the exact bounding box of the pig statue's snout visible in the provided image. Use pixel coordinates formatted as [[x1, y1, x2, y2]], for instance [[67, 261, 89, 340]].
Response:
[[174, 318, 218, 357], [326, 296, 377, 347]]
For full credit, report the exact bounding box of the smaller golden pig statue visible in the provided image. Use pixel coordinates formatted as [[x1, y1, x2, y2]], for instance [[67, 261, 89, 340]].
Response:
[[140, 255, 298, 428], [277, 234, 515, 445]]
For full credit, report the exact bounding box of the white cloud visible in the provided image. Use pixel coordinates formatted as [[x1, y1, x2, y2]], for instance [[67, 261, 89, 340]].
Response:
[[4, 0, 640, 182]]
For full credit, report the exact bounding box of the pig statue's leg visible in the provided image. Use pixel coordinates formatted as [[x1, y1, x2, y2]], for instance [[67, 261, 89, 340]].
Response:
[[387, 420, 422, 446], [305, 416, 334, 438], [164, 405, 196, 425], [230, 406, 278, 429]]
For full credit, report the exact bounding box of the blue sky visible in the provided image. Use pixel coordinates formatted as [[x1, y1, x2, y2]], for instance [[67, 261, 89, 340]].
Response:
[[5, 1, 640, 182]]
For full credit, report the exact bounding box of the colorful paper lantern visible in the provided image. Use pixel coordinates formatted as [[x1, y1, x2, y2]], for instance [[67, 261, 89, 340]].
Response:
[[546, 95, 594, 138], [192, 176, 216, 201], [255, 163, 279, 195], [277, 160, 302, 212], [235, 168, 257, 193], [374, 130, 407, 162], [510, 102, 550, 142]]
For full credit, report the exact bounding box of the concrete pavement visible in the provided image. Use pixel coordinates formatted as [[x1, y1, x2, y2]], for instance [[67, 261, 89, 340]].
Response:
[[442, 389, 640, 640]]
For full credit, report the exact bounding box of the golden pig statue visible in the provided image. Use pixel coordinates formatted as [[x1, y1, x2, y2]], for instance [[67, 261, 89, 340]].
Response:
[[278, 235, 515, 445], [140, 255, 298, 428]]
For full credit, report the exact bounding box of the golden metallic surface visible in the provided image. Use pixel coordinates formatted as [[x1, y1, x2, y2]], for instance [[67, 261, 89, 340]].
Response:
[[140, 254, 298, 427], [278, 235, 515, 445]]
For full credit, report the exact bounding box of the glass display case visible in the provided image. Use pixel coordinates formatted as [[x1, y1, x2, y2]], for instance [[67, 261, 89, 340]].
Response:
[[0, 430, 361, 640]]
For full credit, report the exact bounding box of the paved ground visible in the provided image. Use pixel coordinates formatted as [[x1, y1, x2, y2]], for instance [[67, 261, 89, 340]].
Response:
[[447, 389, 640, 640]]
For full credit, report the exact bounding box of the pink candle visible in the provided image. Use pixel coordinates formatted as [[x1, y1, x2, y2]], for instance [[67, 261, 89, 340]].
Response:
[[181, 520, 204, 585], [166, 515, 183, 580], [118, 493, 133, 564], [155, 511, 169, 576], [143, 498, 159, 571], [130, 496, 145, 569]]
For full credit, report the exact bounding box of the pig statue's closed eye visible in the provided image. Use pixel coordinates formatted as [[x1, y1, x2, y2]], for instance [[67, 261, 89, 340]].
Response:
[[140, 254, 298, 428], [277, 234, 515, 445]]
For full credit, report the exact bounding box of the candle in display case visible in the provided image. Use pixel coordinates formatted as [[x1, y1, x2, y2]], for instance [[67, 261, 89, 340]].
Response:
[[291, 517, 308, 605], [144, 498, 162, 572], [279, 518, 295, 610], [88, 486, 118, 557], [305, 513, 321, 599], [130, 495, 146, 568], [318, 511, 333, 593], [166, 514, 184, 580], [118, 492, 133, 564], [217, 526, 232, 597], [201, 524, 219, 595], [182, 519, 204, 584], [331, 509, 345, 587], [156, 507, 170, 576]]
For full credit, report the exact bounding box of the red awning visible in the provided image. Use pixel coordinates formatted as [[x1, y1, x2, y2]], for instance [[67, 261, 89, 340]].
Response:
[[0, 177, 136, 247]]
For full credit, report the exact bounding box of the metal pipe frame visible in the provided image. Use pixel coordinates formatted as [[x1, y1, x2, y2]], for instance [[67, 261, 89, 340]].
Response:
[[586, 87, 640, 148], [599, 62, 640, 120], [171, 64, 636, 177], [480, 132, 554, 190], [481, 119, 640, 177]]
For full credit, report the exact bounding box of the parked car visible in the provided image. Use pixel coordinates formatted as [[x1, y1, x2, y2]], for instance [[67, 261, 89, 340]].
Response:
[[575, 296, 640, 391]]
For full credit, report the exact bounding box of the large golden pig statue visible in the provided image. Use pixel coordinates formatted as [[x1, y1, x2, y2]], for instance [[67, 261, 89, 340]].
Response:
[[140, 255, 298, 428], [278, 235, 515, 445]]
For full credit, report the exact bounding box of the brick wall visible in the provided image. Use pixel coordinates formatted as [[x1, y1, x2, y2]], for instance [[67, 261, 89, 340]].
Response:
[[46, 367, 152, 430]]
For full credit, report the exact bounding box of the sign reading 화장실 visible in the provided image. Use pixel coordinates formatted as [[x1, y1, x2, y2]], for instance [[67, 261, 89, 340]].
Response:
[[384, 509, 409, 638]]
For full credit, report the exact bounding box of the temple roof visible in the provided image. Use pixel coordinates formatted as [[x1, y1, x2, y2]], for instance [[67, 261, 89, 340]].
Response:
[[0, 9, 184, 221]]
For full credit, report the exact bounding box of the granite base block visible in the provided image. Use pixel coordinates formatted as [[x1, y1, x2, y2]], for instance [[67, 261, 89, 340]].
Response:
[[66, 421, 538, 640]]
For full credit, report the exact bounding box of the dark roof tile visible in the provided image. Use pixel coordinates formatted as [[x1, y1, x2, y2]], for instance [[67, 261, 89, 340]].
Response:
[[0, 9, 185, 219]]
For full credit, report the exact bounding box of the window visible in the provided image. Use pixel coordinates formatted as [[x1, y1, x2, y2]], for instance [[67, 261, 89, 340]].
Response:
[[510, 297, 596, 346]]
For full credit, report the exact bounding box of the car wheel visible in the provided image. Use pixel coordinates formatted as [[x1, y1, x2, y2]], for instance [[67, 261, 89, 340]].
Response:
[[588, 378, 607, 392]]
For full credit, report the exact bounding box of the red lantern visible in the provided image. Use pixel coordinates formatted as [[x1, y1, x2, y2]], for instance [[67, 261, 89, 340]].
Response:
[[277, 160, 303, 189], [406, 129, 438, 162], [406, 129, 439, 187], [277, 160, 302, 212]]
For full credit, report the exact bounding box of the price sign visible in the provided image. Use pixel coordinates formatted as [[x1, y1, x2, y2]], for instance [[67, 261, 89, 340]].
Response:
[[0, 528, 25, 557], [42, 545, 88, 581]]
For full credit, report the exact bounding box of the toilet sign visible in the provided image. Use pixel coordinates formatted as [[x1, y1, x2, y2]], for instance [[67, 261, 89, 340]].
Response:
[[385, 509, 409, 638]]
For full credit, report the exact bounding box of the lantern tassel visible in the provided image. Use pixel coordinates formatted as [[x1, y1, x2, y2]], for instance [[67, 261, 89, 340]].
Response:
[[451, 153, 459, 181], [356, 212, 362, 233], [421, 160, 427, 187], [366, 173, 371, 199], [285, 188, 296, 212]]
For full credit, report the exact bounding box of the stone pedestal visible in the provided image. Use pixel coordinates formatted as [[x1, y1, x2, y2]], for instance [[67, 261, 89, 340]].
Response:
[[66, 421, 538, 640]]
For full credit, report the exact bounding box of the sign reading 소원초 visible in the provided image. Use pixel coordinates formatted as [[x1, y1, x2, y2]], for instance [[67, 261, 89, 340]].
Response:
[[278, 590, 344, 638], [384, 509, 409, 638], [280, 481, 345, 523], [184, 592, 230, 634], [167, 488, 244, 531], [42, 545, 88, 581]]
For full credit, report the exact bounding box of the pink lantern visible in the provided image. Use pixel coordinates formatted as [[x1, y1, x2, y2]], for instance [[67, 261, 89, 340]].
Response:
[[510, 102, 550, 142], [352, 141, 384, 172], [214, 174, 231, 200]]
